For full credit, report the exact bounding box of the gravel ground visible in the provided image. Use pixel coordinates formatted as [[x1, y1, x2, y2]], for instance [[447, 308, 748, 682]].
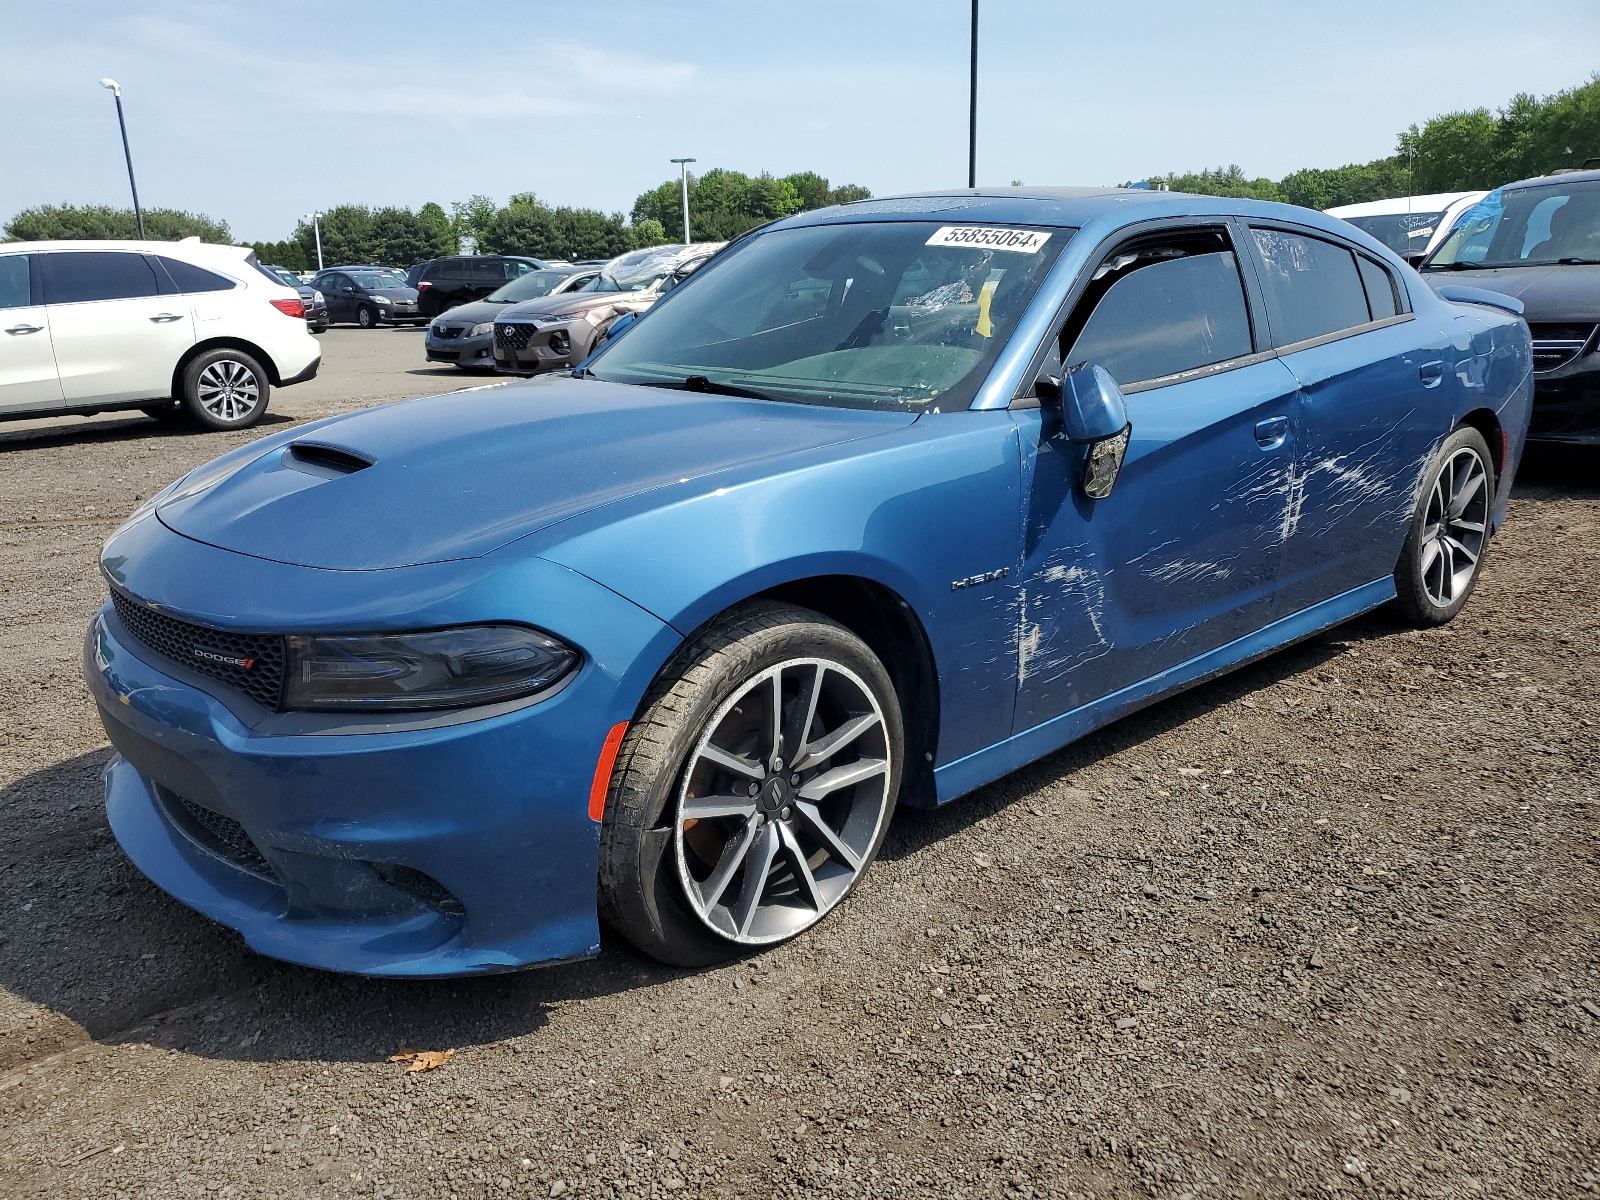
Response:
[[0, 329, 1596, 1199]]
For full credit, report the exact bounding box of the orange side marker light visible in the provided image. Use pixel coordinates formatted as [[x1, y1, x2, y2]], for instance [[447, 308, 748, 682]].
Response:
[[588, 722, 629, 822]]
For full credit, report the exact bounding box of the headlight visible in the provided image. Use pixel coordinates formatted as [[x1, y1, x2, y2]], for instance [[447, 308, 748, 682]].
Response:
[[313, 290, 324, 303], [468, 322, 494, 337], [284, 625, 580, 711], [374, 296, 391, 305]]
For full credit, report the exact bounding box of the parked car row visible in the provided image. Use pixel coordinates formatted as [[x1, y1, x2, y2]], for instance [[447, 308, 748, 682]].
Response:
[[487, 243, 723, 375]]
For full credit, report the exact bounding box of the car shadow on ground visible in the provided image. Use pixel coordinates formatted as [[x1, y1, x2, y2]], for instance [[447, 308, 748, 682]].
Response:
[[0, 620, 1366, 1070], [1513, 441, 1600, 500], [0, 411, 295, 451], [879, 624, 1358, 866]]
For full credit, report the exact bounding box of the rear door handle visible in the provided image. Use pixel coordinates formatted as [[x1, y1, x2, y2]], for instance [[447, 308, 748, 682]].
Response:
[[1418, 360, 1444, 388], [5, 324, 43, 335], [149, 313, 184, 323], [1253, 415, 1289, 448]]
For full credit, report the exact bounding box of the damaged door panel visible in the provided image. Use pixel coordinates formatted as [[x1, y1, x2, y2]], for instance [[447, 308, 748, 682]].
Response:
[[1008, 223, 1302, 732]]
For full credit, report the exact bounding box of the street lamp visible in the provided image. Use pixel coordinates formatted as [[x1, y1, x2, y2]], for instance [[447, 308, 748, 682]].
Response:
[[967, 0, 978, 189], [303, 212, 324, 272], [98, 78, 144, 239], [670, 157, 696, 245]]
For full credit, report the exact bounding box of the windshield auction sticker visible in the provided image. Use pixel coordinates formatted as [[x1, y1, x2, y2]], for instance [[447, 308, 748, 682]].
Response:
[[926, 226, 1051, 253]]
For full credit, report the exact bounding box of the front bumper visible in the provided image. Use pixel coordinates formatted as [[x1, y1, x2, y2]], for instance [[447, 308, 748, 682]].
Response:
[[492, 321, 592, 375], [85, 517, 678, 976], [426, 330, 495, 368], [1529, 370, 1600, 444]]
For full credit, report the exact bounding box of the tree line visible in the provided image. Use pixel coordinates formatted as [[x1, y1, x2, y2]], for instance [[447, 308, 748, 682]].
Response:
[[1140, 75, 1600, 208], [0, 169, 873, 269]]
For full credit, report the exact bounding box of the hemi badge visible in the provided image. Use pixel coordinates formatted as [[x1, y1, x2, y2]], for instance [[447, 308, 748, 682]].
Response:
[[951, 567, 1010, 591]]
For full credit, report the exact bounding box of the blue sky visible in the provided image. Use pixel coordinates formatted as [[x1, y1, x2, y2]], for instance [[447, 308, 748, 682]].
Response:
[[5, 0, 1598, 242]]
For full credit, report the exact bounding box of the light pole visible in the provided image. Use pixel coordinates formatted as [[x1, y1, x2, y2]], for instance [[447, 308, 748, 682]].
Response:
[[303, 212, 324, 271], [968, 0, 978, 189], [670, 157, 696, 244], [98, 79, 144, 239]]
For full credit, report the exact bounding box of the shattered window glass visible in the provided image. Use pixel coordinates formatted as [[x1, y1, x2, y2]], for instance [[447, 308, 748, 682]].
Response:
[[1251, 229, 1371, 346], [588, 222, 1069, 412]]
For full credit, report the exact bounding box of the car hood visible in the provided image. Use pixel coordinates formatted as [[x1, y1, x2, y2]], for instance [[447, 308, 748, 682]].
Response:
[[498, 292, 645, 323], [431, 298, 508, 327], [155, 378, 916, 570], [1424, 263, 1600, 322]]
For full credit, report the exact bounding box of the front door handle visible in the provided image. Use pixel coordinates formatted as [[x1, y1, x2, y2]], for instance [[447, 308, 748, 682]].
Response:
[[149, 313, 185, 323], [1418, 360, 1444, 388], [4, 324, 43, 335], [1253, 415, 1289, 448]]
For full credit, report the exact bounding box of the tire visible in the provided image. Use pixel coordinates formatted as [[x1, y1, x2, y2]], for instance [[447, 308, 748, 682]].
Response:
[[140, 400, 183, 422], [599, 601, 903, 967], [179, 348, 271, 431], [356, 305, 377, 329], [1393, 426, 1495, 627]]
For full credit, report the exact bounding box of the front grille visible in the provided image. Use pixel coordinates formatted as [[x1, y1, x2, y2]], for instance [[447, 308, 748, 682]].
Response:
[[111, 589, 285, 710], [1530, 323, 1596, 373], [157, 787, 277, 882], [434, 325, 462, 340], [495, 322, 534, 352]]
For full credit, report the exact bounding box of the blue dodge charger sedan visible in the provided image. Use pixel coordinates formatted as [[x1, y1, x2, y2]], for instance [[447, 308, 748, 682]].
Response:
[[87, 188, 1532, 976]]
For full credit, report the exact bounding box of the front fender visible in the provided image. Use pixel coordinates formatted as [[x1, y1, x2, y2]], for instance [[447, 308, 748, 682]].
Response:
[[508, 412, 1025, 764]]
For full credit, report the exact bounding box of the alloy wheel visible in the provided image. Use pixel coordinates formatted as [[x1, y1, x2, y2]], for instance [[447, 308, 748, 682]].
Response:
[[1419, 446, 1489, 607], [194, 359, 261, 423], [674, 657, 892, 945]]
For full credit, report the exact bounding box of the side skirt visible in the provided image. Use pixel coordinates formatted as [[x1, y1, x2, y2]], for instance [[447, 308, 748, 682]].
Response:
[[929, 576, 1397, 805]]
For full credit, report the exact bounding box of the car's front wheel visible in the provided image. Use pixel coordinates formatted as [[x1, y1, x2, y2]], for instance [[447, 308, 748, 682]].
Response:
[[356, 305, 377, 329], [1393, 426, 1494, 627], [599, 602, 902, 966], [180, 348, 270, 431]]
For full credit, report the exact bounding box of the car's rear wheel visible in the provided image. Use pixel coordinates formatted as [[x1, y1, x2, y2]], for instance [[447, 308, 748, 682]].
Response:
[[356, 305, 377, 329], [1393, 426, 1494, 627], [599, 602, 902, 967], [180, 348, 270, 431]]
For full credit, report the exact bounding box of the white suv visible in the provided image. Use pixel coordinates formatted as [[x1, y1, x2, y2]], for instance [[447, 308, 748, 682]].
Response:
[[0, 238, 321, 430]]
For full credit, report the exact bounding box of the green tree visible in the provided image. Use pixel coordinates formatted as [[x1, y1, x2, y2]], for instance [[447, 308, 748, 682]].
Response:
[[293, 204, 452, 268], [628, 218, 668, 249], [450, 194, 499, 253], [418, 202, 456, 255], [249, 240, 307, 270], [4, 203, 231, 242], [480, 196, 631, 260], [1140, 165, 1281, 201], [630, 168, 870, 243], [1410, 109, 1502, 191]]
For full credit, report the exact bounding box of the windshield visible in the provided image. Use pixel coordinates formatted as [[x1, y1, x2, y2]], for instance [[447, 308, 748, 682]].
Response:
[[586, 221, 1070, 412], [1342, 212, 1443, 255], [488, 270, 575, 302], [350, 270, 407, 289], [1426, 180, 1600, 268]]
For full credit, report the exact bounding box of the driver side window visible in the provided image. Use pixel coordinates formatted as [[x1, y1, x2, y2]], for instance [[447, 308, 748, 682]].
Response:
[[1060, 228, 1255, 389]]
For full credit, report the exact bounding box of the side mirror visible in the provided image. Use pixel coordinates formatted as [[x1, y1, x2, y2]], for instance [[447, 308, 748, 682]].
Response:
[[605, 310, 640, 343], [1039, 362, 1131, 499]]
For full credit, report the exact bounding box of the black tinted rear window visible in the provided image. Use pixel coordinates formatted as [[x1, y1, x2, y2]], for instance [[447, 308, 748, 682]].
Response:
[[0, 255, 30, 309], [41, 252, 162, 304], [158, 257, 235, 293]]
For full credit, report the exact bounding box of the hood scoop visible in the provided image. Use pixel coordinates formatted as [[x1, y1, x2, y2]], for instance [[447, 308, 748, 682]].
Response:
[[283, 442, 374, 479]]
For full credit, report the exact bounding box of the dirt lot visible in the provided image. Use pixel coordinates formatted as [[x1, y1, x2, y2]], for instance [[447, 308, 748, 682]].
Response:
[[0, 328, 1596, 1199]]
